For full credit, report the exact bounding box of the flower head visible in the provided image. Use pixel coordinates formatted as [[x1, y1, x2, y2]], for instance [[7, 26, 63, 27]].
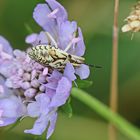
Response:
[[122, 1, 140, 33], [0, 0, 90, 139], [26, 0, 90, 80]]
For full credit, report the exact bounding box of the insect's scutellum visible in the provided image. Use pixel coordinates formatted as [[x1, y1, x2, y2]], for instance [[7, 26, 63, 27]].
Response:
[[27, 32, 85, 71]]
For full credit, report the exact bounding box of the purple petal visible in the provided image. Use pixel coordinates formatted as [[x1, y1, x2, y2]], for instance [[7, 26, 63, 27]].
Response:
[[37, 31, 49, 44], [0, 36, 13, 55], [47, 112, 57, 139], [25, 33, 38, 44], [45, 82, 58, 90], [75, 64, 90, 79], [64, 63, 76, 81], [27, 102, 40, 117], [0, 96, 26, 118], [0, 60, 20, 78], [58, 21, 77, 50], [26, 32, 49, 46], [0, 118, 17, 127], [24, 115, 49, 135], [47, 70, 62, 82], [50, 77, 72, 107], [0, 85, 4, 93], [46, 0, 68, 23], [45, 88, 56, 98], [0, 76, 14, 97], [33, 4, 57, 35], [36, 94, 50, 114], [75, 27, 85, 56]]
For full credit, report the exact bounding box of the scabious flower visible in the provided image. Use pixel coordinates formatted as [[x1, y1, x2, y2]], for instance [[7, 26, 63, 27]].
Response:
[[122, 1, 140, 33], [0, 0, 90, 139], [26, 0, 90, 80]]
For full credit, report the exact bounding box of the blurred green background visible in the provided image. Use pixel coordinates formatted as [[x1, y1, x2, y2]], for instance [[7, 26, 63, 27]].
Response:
[[0, 0, 140, 140]]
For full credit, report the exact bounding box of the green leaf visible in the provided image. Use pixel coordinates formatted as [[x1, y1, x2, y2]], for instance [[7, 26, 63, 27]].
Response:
[[61, 98, 73, 118], [74, 79, 93, 88]]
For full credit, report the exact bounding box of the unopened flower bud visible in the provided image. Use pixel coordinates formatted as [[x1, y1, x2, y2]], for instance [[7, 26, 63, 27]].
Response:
[[24, 88, 36, 98], [39, 85, 45, 92], [31, 79, 40, 88], [21, 82, 31, 90], [23, 73, 31, 81]]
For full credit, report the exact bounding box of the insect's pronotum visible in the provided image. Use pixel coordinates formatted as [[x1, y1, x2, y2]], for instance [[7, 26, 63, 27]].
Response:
[[27, 32, 85, 71]]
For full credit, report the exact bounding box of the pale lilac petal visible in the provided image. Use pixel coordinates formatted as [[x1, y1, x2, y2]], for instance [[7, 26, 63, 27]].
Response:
[[0, 96, 26, 127], [0, 110, 4, 125], [75, 27, 85, 56], [0, 85, 4, 93], [0, 36, 13, 55], [58, 21, 77, 50], [24, 115, 49, 135], [45, 82, 58, 90], [0, 76, 13, 97], [37, 31, 49, 44], [26, 32, 49, 46], [35, 94, 50, 114], [0, 96, 26, 118], [47, 70, 62, 82], [50, 77, 72, 107], [47, 112, 57, 139], [33, 4, 57, 35], [64, 63, 76, 81], [25, 33, 38, 44], [75, 64, 90, 79], [45, 88, 56, 98], [27, 102, 40, 117], [0, 60, 20, 78], [0, 118, 17, 127], [0, 51, 12, 60], [46, 0, 68, 23]]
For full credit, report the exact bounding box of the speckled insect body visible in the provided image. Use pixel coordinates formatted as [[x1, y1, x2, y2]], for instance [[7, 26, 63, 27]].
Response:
[[28, 44, 85, 71], [27, 32, 85, 71]]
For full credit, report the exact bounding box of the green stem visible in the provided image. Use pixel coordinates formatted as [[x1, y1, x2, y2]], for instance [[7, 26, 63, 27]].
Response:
[[71, 88, 140, 140]]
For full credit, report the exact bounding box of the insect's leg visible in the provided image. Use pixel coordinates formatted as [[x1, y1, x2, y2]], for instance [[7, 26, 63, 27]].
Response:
[[45, 32, 58, 48], [64, 38, 80, 52]]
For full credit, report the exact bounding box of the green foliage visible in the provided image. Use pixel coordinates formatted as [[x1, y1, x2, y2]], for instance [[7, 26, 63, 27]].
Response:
[[24, 23, 34, 34], [74, 79, 93, 89], [60, 98, 73, 118], [71, 88, 140, 140]]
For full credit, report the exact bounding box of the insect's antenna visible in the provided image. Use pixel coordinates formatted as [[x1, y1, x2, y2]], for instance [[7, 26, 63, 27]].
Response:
[[86, 64, 102, 68], [45, 32, 58, 48]]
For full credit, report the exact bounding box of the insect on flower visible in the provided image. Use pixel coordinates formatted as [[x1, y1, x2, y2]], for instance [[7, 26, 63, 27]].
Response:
[[27, 32, 86, 71]]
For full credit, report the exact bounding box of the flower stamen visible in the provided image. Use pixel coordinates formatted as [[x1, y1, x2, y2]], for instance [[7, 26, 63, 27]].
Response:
[[48, 8, 59, 19]]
